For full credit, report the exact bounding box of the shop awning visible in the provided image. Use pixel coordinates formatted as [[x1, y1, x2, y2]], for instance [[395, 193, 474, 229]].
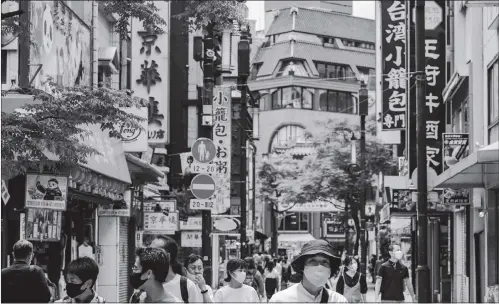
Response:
[[98, 46, 119, 74], [255, 230, 268, 240], [431, 142, 499, 189], [126, 153, 164, 183], [278, 233, 315, 243]]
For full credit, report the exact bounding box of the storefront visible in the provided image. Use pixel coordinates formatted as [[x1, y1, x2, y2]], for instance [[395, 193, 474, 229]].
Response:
[[432, 142, 499, 302]]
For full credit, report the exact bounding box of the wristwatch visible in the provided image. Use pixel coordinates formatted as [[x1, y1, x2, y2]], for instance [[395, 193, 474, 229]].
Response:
[[201, 289, 209, 294]]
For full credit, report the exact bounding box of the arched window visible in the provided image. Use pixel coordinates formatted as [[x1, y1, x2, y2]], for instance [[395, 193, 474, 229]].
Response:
[[270, 125, 310, 151]]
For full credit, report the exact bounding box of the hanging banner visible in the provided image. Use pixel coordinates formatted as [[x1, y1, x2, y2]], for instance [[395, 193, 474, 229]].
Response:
[[381, 0, 407, 130], [407, 0, 447, 178], [131, 1, 169, 145], [442, 133, 469, 171], [143, 212, 178, 232], [212, 86, 232, 214], [181, 231, 202, 247], [25, 208, 62, 242], [380, 204, 391, 223], [2, 180, 10, 205], [25, 174, 68, 211]]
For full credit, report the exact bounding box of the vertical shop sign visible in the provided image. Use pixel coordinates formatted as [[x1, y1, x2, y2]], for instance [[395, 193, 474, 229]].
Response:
[[381, 0, 407, 130], [131, 1, 169, 145], [212, 86, 232, 214], [407, 0, 447, 177]]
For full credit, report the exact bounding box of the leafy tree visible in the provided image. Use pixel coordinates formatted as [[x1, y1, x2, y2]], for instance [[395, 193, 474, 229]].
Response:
[[1, 0, 167, 38], [174, 0, 248, 33], [1, 84, 145, 180], [258, 117, 396, 257]]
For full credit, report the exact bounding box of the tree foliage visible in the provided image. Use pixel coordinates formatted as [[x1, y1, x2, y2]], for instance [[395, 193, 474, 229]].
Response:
[[1, 0, 167, 38], [1, 84, 145, 180], [257, 117, 396, 253], [174, 0, 248, 34]]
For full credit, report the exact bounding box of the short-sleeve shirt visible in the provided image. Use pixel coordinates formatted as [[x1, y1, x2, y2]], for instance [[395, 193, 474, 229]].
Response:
[[377, 260, 409, 301]]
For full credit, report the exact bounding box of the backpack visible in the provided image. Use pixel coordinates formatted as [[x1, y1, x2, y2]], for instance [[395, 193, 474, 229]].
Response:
[[180, 276, 189, 303]]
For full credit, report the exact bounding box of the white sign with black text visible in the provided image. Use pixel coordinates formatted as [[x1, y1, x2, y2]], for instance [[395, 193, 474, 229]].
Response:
[[181, 231, 202, 248]]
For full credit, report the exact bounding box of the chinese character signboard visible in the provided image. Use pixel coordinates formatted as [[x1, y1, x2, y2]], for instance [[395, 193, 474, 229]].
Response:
[[212, 87, 232, 214], [144, 212, 178, 232], [25, 174, 68, 210], [131, 1, 169, 145], [181, 231, 202, 247], [390, 189, 416, 213], [179, 217, 202, 230], [442, 133, 470, 205], [381, 0, 407, 130], [407, 0, 447, 177]]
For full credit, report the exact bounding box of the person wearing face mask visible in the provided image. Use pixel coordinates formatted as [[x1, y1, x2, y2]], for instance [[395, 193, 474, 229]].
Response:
[[184, 254, 213, 303], [335, 256, 367, 303], [213, 258, 260, 303], [269, 239, 347, 303], [129, 247, 182, 303], [1, 240, 52, 303], [56, 257, 105, 303], [375, 244, 416, 303]]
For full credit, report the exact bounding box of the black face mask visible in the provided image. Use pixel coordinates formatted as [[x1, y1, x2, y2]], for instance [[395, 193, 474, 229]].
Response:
[[130, 272, 148, 290], [66, 283, 86, 298]]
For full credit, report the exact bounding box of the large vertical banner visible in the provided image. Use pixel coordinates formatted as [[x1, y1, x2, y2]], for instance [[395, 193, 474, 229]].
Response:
[[381, 1, 407, 131], [131, 1, 169, 145], [212, 87, 232, 214], [407, 0, 447, 179]]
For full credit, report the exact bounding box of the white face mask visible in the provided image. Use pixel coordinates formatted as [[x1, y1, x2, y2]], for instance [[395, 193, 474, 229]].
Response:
[[231, 271, 247, 284], [394, 251, 403, 260], [349, 263, 358, 272], [303, 265, 331, 287]]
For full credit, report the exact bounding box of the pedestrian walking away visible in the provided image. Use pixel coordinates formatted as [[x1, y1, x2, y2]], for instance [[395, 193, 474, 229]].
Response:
[[150, 235, 203, 303], [269, 239, 348, 303], [1, 240, 52, 303], [184, 254, 214, 303], [56, 257, 105, 303], [264, 261, 280, 301], [336, 256, 367, 303], [213, 258, 260, 303], [375, 244, 416, 303], [129, 247, 182, 303]]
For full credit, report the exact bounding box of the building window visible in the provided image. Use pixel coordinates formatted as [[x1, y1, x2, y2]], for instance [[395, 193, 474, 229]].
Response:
[[1, 51, 7, 84], [488, 60, 499, 143], [270, 125, 309, 150], [278, 212, 309, 231], [314, 61, 355, 80], [318, 89, 356, 114], [271, 86, 314, 110], [276, 60, 308, 77]]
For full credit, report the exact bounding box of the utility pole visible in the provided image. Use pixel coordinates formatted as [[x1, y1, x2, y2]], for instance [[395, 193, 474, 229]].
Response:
[[200, 24, 215, 265], [415, 0, 430, 302], [358, 81, 368, 275], [238, 25, 250, 259]]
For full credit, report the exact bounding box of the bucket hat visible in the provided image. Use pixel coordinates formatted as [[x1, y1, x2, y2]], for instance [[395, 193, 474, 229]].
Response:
[[291, 239, 341, 276]]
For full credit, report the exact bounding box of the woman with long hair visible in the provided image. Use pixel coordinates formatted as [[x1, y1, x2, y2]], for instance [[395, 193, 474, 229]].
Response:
[[336, 256, 367, 303], [264, 261, 279, 301], [184, 254, 213, 303], [213, 259, 259, 303]]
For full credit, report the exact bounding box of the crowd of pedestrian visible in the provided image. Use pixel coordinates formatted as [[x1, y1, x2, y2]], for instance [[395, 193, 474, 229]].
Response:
[[2, 237, 431, 303]]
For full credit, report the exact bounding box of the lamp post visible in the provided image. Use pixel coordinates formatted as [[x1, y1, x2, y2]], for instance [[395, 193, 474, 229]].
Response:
[[358, 81, 368, 276]]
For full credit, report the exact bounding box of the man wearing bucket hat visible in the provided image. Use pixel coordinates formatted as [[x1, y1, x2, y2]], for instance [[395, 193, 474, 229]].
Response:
[[269, 240, 347, 303]]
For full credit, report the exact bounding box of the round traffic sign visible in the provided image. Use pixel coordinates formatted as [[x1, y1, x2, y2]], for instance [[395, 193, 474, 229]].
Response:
[[190, 174, 216, 199], [192, 138, 217, 163]]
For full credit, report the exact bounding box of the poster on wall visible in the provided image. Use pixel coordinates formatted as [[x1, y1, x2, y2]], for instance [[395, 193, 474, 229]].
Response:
[[143, 212, 178, 232], [181, 231, 202, 248], [25, 174, 68, 210], [390, 189, 416, 213], [98, 190, 131, 217], [29, 1, 91, 91], [442, 133, 469, 171], [25, 208, 62, 242]]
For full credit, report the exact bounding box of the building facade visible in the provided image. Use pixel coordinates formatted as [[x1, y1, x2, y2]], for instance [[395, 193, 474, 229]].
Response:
[[250, 5, 375, 257]]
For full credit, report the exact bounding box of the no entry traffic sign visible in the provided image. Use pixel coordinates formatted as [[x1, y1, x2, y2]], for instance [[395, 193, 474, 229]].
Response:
[[190, 174, 216, 200], [192, 138, 216, 163]]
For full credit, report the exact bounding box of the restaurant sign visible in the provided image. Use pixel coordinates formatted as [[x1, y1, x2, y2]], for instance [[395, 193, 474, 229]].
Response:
[[278, 199, 343, 213]]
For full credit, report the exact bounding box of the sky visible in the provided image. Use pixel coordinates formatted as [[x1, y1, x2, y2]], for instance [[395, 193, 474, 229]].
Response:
[[246, 1, 375, 31]]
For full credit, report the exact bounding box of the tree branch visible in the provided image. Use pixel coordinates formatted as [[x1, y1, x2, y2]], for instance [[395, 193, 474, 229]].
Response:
[[2, 9, 24, 19]]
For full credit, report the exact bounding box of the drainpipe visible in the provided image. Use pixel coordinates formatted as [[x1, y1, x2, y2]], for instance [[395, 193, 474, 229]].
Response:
[[92, 0, 98, 87]]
